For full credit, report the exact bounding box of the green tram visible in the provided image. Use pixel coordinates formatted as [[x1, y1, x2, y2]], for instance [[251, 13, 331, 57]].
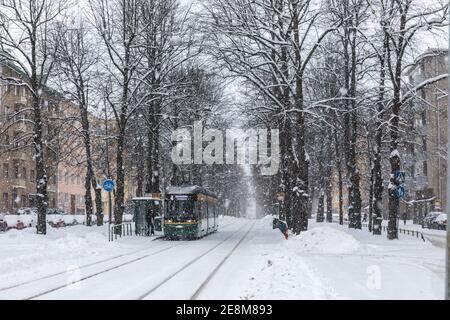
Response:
[[164, 185, 219, 240]]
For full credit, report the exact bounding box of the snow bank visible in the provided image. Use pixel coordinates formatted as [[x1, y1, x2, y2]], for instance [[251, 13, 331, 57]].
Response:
[[0, 225, 118, 286], [288, 227, 361, 254], [1, 214, 133, 229]]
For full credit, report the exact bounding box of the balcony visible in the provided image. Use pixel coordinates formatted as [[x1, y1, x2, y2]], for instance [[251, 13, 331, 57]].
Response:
[[12, 178, 27, 189], [17, 96, 27, 104], [13, 151, 29, 161]]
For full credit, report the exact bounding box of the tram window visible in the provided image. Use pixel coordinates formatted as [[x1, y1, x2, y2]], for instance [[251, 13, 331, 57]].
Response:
[[166, 196, 195, 221], [195, 201, 201, 218], [202, 202, 207, 219]]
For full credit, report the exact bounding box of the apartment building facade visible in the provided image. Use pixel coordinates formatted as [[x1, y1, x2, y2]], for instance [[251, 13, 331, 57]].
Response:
[[0, 62, 86, 215], [405, 48, 448, 221]]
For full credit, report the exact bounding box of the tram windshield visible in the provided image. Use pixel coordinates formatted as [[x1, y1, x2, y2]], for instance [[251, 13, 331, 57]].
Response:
[[166, 195, 196, 221]]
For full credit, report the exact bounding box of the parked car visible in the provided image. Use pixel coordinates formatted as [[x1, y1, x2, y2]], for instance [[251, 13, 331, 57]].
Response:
[[48, 219, 66, 228], [433, 213, 447, 230], [17, 207, 37, 215], [0, 214, 7, 232], [422, 212, 442, 229], [47, 208, 66, 215], [8, 220, 25, 230]]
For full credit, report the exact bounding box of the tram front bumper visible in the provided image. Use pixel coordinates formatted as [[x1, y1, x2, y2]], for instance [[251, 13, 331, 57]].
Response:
[[164, 223, 199, 237]]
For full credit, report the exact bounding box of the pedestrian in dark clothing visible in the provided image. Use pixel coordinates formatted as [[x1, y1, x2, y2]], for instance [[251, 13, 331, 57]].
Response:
[[146, 206, 155, 236]]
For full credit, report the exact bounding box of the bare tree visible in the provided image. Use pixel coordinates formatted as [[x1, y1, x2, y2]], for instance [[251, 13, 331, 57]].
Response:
[[54, 19, 104, 226], [89, 0, 147, 233], [378, 0, 448, 239], [0, 0, 70, 234], [205, 0, 339, 234]]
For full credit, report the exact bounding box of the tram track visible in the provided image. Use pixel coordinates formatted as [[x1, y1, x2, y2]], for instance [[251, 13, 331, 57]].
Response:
[[0, 219, 238, 300], [190, 220, 256, 300], [138, 220, 256, 300]]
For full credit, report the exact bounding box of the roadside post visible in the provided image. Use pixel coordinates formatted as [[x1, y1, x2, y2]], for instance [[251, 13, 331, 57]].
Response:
[[394, 171, 406, 238], [103, 179, 115, 241]]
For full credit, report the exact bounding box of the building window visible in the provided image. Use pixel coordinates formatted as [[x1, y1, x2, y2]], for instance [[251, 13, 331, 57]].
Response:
[[3, 163, 8, 179], [14, 104, 20, 121], [12, 191, 17, 209], [423, 161, 428, 177], [13, 160, 19, 179], [2, 193, 8, 209], [22, 167, 26, 180], [30, 170, 35, 182], [414, 118, 423, 128], [21, 195, 27, 208], [2, 132, 9, 145], [13, 131, 20, 148]]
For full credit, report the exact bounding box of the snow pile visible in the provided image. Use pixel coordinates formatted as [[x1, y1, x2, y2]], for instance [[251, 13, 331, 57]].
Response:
[[288, 227, 361, 254], [0, 226, 117, 287]]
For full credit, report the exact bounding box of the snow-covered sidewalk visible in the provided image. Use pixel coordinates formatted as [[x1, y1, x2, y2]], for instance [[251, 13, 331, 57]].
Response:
[[198, 217, 445, 300]]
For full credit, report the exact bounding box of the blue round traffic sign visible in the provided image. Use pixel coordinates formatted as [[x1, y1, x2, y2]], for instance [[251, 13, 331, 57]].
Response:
[[394, 186, 406, 199], [103, 179, 115, 192]]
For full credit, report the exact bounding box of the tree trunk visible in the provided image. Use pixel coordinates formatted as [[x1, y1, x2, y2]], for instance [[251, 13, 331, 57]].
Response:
[[146, 100, 161, 194], [114, 126, 126, 235], [334, 126, 344, 225], [326, 181, 333, 223], [31, 44, 48, 235], [368, 166, 374, 232], [33, 91, 48, 235], [387, 99, 401, 240], [81, 107, 94, 226], [316, 192, 325, 223], [136, 136, 145, 197]]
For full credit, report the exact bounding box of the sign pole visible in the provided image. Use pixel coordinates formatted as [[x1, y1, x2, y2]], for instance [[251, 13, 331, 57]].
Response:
[[103, 179, 115, 240], [108, 191, 112, 239]]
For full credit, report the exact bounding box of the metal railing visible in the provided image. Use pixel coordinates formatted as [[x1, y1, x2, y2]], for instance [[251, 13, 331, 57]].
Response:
[[336, 220, 428, 242], [109, 222, 134, 242], [360, 222, 426, 242]]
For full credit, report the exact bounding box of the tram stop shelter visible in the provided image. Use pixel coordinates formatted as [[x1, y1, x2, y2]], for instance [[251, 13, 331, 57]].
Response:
[[132, 194, 163, 236]]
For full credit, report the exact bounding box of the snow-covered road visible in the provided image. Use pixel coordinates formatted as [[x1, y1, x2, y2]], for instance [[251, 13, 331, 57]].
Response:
[[0, 216, 445, 300]]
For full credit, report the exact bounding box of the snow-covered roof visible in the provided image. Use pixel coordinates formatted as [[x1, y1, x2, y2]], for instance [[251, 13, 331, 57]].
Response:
[[166, 184, 217, 198], [132, 197, 161, 202]]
